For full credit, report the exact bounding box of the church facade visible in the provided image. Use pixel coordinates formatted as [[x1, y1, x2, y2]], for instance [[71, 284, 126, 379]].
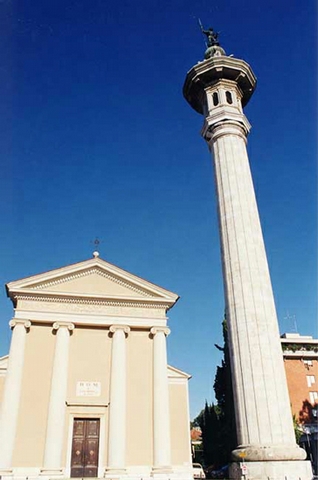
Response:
[[0, 254, 192, 480]]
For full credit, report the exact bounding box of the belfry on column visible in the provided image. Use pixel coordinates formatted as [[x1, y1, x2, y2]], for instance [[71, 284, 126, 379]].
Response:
[[183, 28, 312, 480], [0, 254, 192, 480]]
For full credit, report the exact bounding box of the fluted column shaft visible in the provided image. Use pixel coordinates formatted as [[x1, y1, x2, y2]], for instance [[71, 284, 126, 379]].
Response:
[[151, 327, 171, 472], [206, 121, 304, 460], [42, 322, 74, 474], [106, 325, 130, 474], [0, 319, 31, 471]]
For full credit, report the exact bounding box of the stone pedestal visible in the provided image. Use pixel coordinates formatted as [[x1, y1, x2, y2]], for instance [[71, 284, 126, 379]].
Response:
[[229, 460, 313, 480]]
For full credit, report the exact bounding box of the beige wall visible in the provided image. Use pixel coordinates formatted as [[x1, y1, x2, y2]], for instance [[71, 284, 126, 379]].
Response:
[[66, 326, 111, 404], [7, 322, 190, 472], [126, 330, 153, 466], [12, 324, 55, 467], [169, 382, 191, 467]]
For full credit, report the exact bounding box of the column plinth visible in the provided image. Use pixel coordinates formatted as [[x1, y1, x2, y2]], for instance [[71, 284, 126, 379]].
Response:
[[150, 327, 172, 474], [0, 319, 31, 472], [41, 322, 74, 476], [105, 325, 130, 477]]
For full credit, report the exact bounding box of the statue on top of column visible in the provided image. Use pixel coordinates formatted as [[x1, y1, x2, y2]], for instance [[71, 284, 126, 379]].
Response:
[[201, 26, 220, 47], [198, 20, 226, 59]]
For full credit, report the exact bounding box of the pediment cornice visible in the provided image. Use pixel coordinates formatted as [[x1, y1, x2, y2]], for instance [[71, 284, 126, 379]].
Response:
[[6, 256, 179, 311], [12, 290, 173, 309]]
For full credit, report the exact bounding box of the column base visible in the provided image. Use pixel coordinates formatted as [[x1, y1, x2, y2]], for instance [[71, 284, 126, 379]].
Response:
[[0, 469, 13, 477], [232, 444, 307, 462], [104, 467, 127, 478], [39, 468, 64, 477], [229, 460, 313, 480], [151, 466, 173, 476]]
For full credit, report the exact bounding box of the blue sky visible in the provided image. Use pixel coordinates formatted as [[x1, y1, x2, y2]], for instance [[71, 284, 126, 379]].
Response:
[[0, 0, 316, 418]]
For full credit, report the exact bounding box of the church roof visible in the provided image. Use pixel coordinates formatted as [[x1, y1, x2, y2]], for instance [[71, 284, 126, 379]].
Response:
[[168, 364, 192, 380], [6, 255, 179, 311]]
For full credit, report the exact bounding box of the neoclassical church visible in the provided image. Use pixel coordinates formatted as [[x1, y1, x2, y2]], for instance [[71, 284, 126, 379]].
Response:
[[0, 253, 192, 480]]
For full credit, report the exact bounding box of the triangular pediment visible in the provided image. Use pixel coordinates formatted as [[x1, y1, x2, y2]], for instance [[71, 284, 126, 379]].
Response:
[[6, 256, 179, 306], [24, 267, 159, 298]]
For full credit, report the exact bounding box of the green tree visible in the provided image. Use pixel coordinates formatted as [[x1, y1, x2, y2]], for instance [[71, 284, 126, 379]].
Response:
[[213, 318, 237, 465], [194, 401, 219, 468], [293, 415, 302, 444], [193, 317, 237, 469]]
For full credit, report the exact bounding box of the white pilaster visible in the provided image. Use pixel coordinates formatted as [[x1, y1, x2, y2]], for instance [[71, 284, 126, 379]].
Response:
[[41, 322, 74, 476], [105, 325, 130, 476], [0, 319, 31, 472], [150, 327, 171, 474]]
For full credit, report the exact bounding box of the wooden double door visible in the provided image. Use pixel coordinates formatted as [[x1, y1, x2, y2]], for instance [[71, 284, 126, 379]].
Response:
[[71, 418, 100, 477]]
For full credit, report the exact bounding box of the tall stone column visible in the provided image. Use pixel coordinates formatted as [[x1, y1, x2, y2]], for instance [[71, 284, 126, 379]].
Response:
[[41, 322, 74, 476], [105, 325, 130, 476], [183, 49, 312, 479], [150, 327, 171, 474], [0, 319, 31, 472], [210, 121, 303, 453]]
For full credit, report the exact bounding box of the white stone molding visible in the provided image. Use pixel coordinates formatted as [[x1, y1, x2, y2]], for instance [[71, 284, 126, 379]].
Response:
[[105, 325, 130, 476], [41, 322, 74, 476], [150, 326, 172, 473], [0, 319, 31, 471], [15, 293, 168, 308], [12, 309, 168, 326]]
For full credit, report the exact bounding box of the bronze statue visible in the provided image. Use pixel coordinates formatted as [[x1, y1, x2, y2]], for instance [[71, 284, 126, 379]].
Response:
[[198, 19, 220, 47], [201, 26, 219, 47], [197, 19, 225, 59]]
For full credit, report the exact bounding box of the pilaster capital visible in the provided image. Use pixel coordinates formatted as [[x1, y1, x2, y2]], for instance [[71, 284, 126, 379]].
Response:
[[9, 319, 31, 330], [52, 322, 75, 332], [150, 326, 170, 337], [109, 325, 130, 337]]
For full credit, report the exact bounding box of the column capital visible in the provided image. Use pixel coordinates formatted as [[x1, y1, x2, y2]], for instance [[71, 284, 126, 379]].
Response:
[[109, 325, 130, 336], [9, 319, 31, 330], [150, 326, 170, 337], [52, 322, 75, 332], [202, 119, 249, 145]]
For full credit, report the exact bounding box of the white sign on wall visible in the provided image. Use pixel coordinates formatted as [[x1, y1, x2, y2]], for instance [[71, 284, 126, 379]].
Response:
[[240, 463, 248, 475], [76, 381, 101, 397]]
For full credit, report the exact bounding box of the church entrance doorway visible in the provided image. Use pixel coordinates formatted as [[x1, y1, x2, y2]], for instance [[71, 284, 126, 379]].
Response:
[[70, 418, 100, 477]]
